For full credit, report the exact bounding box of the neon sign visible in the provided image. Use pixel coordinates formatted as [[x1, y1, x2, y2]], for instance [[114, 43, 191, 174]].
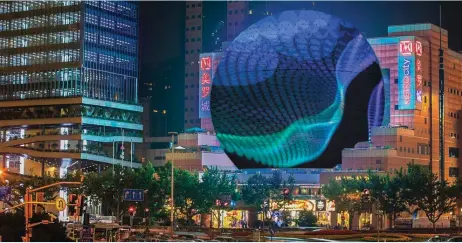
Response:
[[415, 41, 423, 105], [416, 41, 422, 56], [200, 57, 211, 71], [399, 41, 413, 56], [201, 72, 211, 85], [398, 39, 416, 110], [199, 53, 223, 118]]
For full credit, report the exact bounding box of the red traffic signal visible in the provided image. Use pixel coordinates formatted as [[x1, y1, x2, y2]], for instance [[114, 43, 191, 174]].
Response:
[[145, 208, 149, 212], [129, 206, 135, 213]]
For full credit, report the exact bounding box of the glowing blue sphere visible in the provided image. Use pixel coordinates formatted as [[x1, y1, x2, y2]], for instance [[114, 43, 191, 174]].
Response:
[[211, 10, 384, 168]]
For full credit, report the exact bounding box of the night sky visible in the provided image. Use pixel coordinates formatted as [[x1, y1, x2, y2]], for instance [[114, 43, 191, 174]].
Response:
[[140, 1, 462, 72]]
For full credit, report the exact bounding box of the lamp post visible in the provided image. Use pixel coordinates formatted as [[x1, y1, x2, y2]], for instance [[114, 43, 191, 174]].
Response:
[[168, 132, 185, 237]]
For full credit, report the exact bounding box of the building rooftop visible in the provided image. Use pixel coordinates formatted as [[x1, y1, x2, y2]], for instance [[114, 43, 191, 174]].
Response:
[[388, 23, 448, 36]]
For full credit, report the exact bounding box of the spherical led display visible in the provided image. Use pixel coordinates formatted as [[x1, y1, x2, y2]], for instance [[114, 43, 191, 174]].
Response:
[[211, 10, 384, 168]]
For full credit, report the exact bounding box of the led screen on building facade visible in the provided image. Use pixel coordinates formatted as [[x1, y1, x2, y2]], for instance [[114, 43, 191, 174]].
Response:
[[397, 37, 417, 110], [211, 10, 384, 168]]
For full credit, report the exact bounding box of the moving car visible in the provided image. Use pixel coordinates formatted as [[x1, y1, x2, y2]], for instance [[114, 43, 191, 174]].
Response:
[[447, 236, 462, 242]]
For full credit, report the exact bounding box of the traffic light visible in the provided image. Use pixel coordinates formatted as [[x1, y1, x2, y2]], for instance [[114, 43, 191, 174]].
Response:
[[283, 188, 290, 200], [68, 194, 77, 216], [128, 206, 135, 216]]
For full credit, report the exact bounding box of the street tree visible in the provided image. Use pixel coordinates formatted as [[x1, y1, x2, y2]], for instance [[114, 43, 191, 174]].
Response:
[[366, 170, 407, 229], [241, 170, 295, 226], [199, 167, 239, 228], [132, 162, 170, 224], [296, 210, 317, 227], [323, 177, 364, 230], [403, 164, 457, 231], [80, 165, 135, 219], [172, 168, 200, 226]]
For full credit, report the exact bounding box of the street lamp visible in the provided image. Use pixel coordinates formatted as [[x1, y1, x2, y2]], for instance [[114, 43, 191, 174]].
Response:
[[168, 132, 185, 236]]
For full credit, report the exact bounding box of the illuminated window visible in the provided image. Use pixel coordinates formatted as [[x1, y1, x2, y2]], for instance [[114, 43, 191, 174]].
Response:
[[0, 3, 9, 14], [86, 13, 98, 25], [85, 51, 97, 63], [101, 1, 116, 12], [101, 18, 115, 29], [100, 35, 114, 46], [449, 147, 459, 158], [86, 32, 98, 44], [86, 1, 99, 7]]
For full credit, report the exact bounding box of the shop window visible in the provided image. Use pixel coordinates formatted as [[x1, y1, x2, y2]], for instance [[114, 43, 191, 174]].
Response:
[[449, 147, 459, 158]]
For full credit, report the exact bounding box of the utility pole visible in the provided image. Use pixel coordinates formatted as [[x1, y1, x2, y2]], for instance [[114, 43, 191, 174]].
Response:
[[438, 5, 445, 182], [168, 132, 178, 237]]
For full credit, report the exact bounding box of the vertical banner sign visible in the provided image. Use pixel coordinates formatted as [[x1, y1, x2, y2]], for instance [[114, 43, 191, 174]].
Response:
[[199, 53, 223, 118], [199, 55, 212, 118], [398, 38, 416, 110], [415, 41, 423, 110]]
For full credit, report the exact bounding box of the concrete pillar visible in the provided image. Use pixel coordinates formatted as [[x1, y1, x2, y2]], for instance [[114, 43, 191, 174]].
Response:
[[351, 212, 360, 230], [329, 212, 338, 227]]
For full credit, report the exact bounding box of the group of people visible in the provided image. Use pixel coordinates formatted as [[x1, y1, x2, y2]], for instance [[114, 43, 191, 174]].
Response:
[[230, 219, 248, 228]]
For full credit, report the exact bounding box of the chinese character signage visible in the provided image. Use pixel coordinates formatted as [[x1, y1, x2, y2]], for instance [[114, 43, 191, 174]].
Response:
[[199, 53, 223, 118], [415, 41, 423, 110], [398, 38, 416, 110]]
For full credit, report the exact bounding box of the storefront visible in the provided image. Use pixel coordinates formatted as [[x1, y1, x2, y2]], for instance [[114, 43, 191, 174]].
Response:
[[205, 210, 249, 228], [257, 199, 336, 226]]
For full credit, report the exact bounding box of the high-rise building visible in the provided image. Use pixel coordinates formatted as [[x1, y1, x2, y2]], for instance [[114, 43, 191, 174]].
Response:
[[184, 1, 203, 130], [226, 1, 248, 41], [342, 24, 462, 182], [0, 1, 143, 177]]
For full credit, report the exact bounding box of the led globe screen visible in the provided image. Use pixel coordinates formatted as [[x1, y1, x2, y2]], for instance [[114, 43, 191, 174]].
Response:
[[211, 10, 384, 168]]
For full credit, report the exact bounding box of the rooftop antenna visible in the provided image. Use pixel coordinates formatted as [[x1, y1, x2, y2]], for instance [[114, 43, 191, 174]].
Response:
[[438, 4, 445, 182]]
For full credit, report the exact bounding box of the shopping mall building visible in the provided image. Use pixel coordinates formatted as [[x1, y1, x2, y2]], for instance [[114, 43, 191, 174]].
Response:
[[161, 23, 462, 229]]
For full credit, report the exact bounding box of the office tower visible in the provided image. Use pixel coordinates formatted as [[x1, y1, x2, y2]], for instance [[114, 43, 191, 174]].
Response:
[[0, 1, 143, 177], [184, 1, 203, 130]]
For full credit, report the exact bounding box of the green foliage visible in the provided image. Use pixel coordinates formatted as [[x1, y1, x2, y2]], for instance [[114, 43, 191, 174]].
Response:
[[323, 177, 363, 229], [402, 164, 457, 230], [241, 170, 295, 220], [323, 164, 460, 230], [366, 170, 407, 227], [296, 210, 317, 227]]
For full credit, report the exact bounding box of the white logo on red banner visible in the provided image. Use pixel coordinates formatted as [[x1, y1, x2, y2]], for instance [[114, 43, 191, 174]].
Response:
[[400, 41, 413, 56]]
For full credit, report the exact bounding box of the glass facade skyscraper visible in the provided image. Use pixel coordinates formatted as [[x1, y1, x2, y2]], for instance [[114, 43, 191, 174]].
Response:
[[0, 1, 142, 178], [0, 1, 138, 102]]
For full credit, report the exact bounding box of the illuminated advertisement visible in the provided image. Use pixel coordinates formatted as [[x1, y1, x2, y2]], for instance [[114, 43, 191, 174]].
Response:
[[199, 53, 222, 119], [326, 200, 336, 212], [273, 200, 316, 211], [415, 41, 423, 110], [398, 38, 416, 110], [316, 200, 326, 211], [211, 10, 384, 168]]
